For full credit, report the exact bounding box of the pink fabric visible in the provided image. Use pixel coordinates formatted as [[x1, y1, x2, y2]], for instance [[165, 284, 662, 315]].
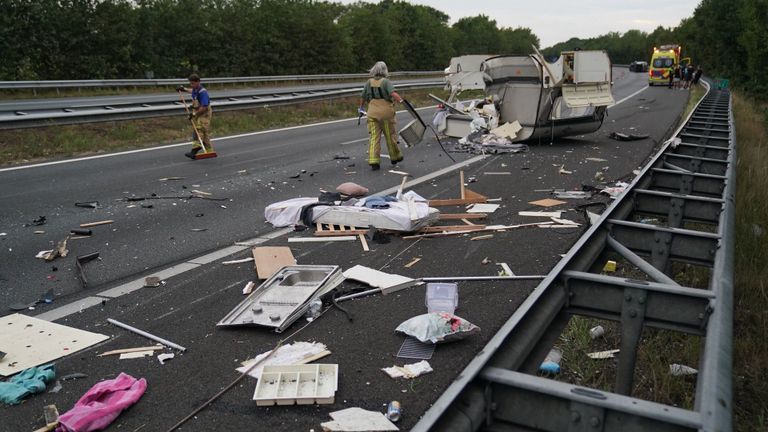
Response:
[[56, 373, 147, 432]]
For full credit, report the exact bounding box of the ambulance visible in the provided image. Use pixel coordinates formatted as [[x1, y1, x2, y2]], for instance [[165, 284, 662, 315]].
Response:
[[648, 44, 690, 86]]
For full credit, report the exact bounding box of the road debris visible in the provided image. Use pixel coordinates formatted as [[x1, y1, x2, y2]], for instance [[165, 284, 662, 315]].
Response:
[[553, 191, 591, 199], [251, 246, 296, 280], [601, 181, 630, 198], [254, 364, 338, 406], [343, 265, 420, 296], [470, 234, 494, 241], [669, 364, 698, 376], [320, 407, 399, 432], [0, 314, 108, 377], [603, 260, 617, 272], [190, 228, 208, 232], [558, 165, 572, 175], [404, 257, 421, 268], [98, 346, 164, 357], [519, 211, 563, 218], [609, 131, 649, 141], [586, 157, 608, 162], [588, 349, 620, 359], [528, 198, 566, 207], [242, 281, 256, 295], [79, 220, 113, 228], [238, 341, 330, 379], [24, 216, 47, 227], [386, 401, 402, 423], [0, 364, 55, 405], [539, 348, 562, 374], [56, 373, 146, 432], [396, 312, 479, 344], [119, 351, 155, 360], [143, 276, 162, 288], [159, 176, 185, 181], [157, 353, 175, 365], [70, 228, 92, 236], [382, 361, 433, 379], [76, 252, 100, 289], [336, 182, 369, 197], [107, 318, 186, 352], [589, 325, 605, 339], [467, 203, 499, 214]]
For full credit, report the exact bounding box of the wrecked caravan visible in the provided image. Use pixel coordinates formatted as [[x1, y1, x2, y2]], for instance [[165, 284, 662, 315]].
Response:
[[421, 51, 614, 143]]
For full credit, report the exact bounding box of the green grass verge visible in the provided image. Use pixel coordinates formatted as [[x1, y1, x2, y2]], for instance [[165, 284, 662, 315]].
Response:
[[0, 88, 452, 166], [732, 92, 768, 431]]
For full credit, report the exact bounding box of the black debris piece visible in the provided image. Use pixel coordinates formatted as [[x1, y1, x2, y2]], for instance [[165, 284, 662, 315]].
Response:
[[609, 132, 650, 141], [24, 216, 47, 227], [74, 201, 100, 209], [70, 228, 92, 236], [76, 252, 100, 289]]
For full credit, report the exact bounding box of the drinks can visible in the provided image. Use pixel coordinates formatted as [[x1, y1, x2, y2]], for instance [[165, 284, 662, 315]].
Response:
[[386, 401, 402, 422], [589, 325, 605, 339]]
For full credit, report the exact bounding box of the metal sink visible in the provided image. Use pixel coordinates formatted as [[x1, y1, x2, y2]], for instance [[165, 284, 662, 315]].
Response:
[[217, 265, 343, 332]]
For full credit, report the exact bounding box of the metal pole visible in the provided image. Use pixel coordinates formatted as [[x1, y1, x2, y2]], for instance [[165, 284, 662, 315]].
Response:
[[108, 318, 187, 351], [421, 275, 545, 282], [606, 236, 679, 286]]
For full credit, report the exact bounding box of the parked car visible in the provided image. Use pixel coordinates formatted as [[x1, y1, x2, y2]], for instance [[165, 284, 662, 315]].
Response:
[[629, 61, 649, 72]]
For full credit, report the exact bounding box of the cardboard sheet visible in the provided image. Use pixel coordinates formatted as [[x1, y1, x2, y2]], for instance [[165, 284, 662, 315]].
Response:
[[528, 198, 567, 208], [252, 246, 296, 280], [0, 314, 109, 376]]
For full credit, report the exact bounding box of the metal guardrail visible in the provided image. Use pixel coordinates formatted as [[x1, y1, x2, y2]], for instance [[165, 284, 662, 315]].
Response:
[[0, 71, 442, 91], [412, 80, 736, 432], [0, 81, 443, 129]]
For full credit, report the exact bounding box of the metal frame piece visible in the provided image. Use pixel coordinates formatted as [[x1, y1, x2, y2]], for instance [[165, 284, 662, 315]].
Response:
[[413, 81, 735, 432]]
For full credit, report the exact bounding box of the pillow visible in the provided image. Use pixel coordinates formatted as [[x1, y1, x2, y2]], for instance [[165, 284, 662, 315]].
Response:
[[336, 182, 369, 197]]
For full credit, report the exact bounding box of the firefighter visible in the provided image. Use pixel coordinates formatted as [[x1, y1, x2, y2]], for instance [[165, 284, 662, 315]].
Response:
[[177, 74, 213, 159], [358, 61, 403, 171]]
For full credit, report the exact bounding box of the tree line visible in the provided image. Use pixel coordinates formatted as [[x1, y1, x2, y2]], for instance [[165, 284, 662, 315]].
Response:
[[0, 0, 538, 81], [541, 0, 767, 96]]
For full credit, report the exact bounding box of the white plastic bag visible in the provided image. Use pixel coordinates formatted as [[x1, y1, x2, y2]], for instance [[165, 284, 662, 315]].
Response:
[[395, 312, 480, 344]]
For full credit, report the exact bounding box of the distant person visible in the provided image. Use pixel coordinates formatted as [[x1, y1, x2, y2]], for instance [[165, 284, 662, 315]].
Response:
[[692, 66, 703, 87], [358, 61, 404, 171], [684, 64, 695, 89], [177, 74, 213, 159]]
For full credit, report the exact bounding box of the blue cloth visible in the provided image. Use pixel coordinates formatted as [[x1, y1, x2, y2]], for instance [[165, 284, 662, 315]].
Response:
[[0, 364, 55, 405], [192, 87, 210, 107], [363, 197, 390, 209]]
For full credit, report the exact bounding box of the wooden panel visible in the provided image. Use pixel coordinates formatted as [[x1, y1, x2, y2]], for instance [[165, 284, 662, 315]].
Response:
[[252, 246, 297, 280]]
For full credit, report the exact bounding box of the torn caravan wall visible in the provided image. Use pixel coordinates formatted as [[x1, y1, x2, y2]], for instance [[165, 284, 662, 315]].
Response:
[[438, 50, 615, 142]]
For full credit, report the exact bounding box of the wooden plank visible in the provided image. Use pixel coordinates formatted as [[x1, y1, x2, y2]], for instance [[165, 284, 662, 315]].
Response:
[[463, 188, 487, 201], [438, 213, 487, 220], [314, 229, 369, 237], [418, 225, 486, 233], [98, 345, 164, 357], [404, 257, 421, 268], [79, 220, 114, 228], [359, 234, 370, 252], [288, 236, 357, 242], [315, 222, 322, 231], [460, 171, 466, 199], [470, 234, 494, 241], [252, 246, 296, 280], [428, 197, 487, 207], [528, 198, 567, 207]]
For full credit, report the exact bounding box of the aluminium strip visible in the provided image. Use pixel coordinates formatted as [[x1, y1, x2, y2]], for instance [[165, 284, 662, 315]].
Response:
[[412, 81, 725, 431]]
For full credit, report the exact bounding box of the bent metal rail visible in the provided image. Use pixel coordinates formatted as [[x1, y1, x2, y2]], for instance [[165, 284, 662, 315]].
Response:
[[413, 80, 735, 432], [0, 81, 443, 129]]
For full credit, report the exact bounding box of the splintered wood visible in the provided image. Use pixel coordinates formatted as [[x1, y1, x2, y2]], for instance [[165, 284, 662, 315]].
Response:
[[314, 223, 369, 237], [428, 170, 488, 207]]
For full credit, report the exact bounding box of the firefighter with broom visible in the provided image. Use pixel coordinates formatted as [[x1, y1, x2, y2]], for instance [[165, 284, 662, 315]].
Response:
[[177, 74, 216, 160]]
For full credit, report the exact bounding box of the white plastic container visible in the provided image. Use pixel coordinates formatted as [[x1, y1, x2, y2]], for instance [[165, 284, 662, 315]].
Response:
[[426, 283, 458, 314], [253, 364, 338, 406]]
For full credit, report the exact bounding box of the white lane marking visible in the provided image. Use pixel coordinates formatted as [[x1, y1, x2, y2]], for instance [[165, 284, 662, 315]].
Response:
[[37, 154, 485, 322], [340, 137, 368, 145], [0, 106, 438, 174], [608, 86, 648, 109]]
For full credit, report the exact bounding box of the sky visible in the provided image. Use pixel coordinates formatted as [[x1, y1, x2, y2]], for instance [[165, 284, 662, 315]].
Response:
[[335, 0, 701, 47]]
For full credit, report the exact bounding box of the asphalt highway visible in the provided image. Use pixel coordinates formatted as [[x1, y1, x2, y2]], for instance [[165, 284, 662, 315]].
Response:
[[0, 68, 691, 431]]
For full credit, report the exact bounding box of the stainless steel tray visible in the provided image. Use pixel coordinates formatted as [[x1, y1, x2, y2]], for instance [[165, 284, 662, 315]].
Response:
[[217, 265, 343, 332]]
